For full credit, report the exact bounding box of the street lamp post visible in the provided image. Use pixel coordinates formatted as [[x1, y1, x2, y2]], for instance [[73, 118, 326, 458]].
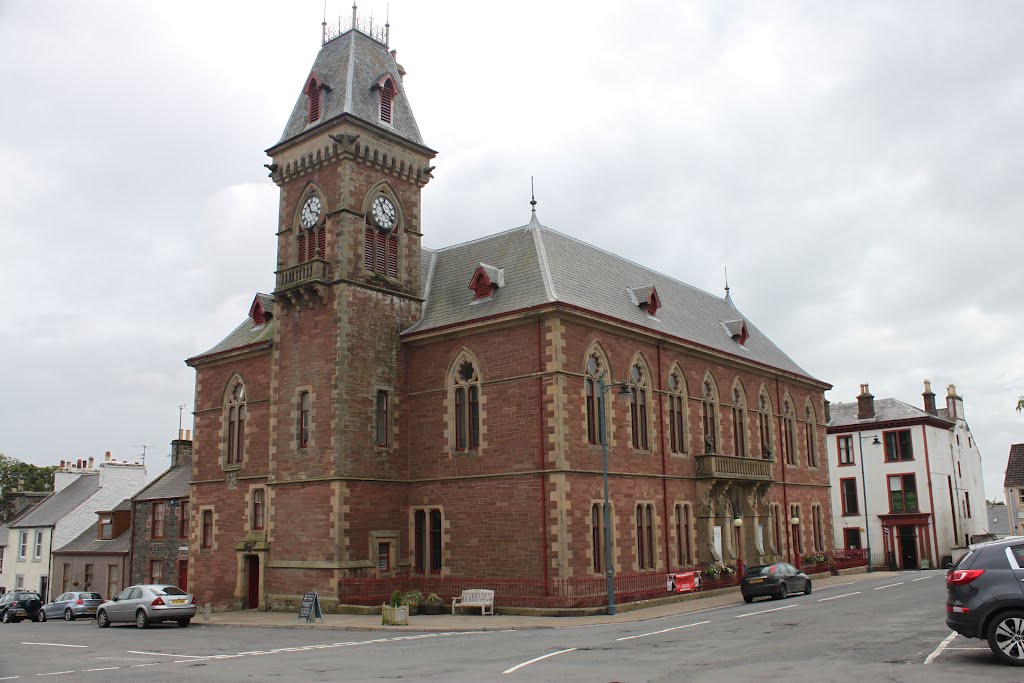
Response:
[[597, 376, 631, 616], [857, 433, 881, 573], [790, 515, 801, 569], [733, 517, 744, 580]]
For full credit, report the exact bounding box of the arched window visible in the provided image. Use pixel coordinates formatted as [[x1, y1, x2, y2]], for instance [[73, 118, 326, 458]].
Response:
[[628, 362, 649, 450], [584, 352, 607, 446], [675, 503, 693, 567], [297, 192, 325, 264], [226, 380, 246, 466], [758, 392, 774, 459], [783, 399, 797, 466], [732, 386, 747, 457], [805, 404, 818, 467], [364, 191, 399, 278], [636, 503, 655, 569], [701, 378, 718, 454], [667, 369, 687, 455], [305, 76, 322, 123], [591, 502, 614, 573], [453, 359, 480, 451]]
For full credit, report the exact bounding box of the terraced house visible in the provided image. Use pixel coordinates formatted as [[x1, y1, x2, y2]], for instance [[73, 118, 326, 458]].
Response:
[[185, 13, 837, 611]]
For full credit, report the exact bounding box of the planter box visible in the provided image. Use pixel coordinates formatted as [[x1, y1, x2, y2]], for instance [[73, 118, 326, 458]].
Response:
[[381, 604, 409, 625], [420, 603, 446, 615]]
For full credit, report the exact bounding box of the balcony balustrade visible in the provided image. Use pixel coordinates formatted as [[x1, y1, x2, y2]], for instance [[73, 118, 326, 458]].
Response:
[[274, 258, 331, 308], [695, 453, 774, 482]]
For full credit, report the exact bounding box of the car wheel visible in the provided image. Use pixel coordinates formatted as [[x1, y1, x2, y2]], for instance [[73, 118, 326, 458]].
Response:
[[176, 618, 190, 627], [135, 609, 149, 629], [987, 610, 1024, 666], [804, 580, 812, 595], [97, 610, 110, 628], [743, 595, 753, 604], [1, 610, 11, 624], [38, 609, 47, 623], [775, 584, 788, 600], [64, 608, 75, 622]]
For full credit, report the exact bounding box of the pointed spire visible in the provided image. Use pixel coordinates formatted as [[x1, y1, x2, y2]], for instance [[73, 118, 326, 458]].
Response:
[[724, 266, 732, 301], [530, 176, 537, 216], [385, 3, 391, 47], [352, 2, 358, 29]]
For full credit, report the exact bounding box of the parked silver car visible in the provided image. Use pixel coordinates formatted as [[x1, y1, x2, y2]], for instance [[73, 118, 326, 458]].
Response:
[[96, 584, 196, 628], [39, 592, 105, 621]]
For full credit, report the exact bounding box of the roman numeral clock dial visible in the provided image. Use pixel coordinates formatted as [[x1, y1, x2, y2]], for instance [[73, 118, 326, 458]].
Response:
[[371, 196, 396, 231]]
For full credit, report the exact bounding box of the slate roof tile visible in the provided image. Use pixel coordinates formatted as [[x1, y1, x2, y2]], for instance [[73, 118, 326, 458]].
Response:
[[1004, 443, 1024, 488]]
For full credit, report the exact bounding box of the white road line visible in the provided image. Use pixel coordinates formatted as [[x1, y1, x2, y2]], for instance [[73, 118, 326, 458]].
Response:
[[130, 664, 159, 668], [924, 631, 957, 664], [874, 582, 904, 590], [83, 668, 119, 672], [503, 649, 578, 674], [125, 650, 207, 659], [736, 604, 798, 618], [912, 576, 932, 582], [818, 591, 860, 602], [945, 647, 990, 650], [34, 673, 74, 677], [0, 677, 20, 680], [616, 620, 711, 641], [21, 643, 88, 648]]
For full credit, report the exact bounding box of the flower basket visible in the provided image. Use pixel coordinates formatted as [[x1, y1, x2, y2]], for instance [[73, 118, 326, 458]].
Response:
[[421, 593, 445, 615]]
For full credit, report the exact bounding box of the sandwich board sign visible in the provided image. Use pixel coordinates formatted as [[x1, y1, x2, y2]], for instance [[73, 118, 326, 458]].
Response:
[[298, 592, 323, 624]]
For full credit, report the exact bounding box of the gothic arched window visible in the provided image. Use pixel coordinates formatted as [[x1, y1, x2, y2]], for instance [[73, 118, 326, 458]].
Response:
[[379, 78, 395, 124], [758, 392, 774, 459], [453, 359, 480, 451], [805, 404, 818, 467], [702, 378, 718, 454], [667, 369, 687, 454], [732, 386, 747, 457], [783, 399, 797, 466], [585, 352, 607, 446], [628, 362, 649, 450], [364, 191, 399, 279], [226, 380, 246, 466]]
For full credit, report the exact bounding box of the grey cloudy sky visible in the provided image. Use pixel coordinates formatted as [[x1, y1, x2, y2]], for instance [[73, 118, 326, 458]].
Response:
[[1, 1, 1021, 497]]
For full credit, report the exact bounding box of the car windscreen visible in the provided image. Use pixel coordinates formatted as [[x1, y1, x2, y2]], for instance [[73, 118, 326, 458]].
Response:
[[951, 550, 974, 570], [745, 565, 773, 576], [150, 586, 187, 596], [84, 593, 104, 600]]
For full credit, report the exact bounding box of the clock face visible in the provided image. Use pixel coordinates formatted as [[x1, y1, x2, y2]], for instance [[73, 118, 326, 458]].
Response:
[[300, 195, 322, 229], [371, 196, 397, 231]]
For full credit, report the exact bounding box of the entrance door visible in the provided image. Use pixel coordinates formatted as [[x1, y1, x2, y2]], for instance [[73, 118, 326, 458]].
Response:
[[39, 576, 48, 603], [898, 526, 918, 569], [246, 556, 259, 609], [178, 560, 188, 592]]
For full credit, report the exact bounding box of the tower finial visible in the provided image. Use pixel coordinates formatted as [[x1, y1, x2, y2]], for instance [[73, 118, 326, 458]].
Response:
[[322, 0, 328, 45], [385, 3, 390, 47], [352, 2, 358, 28], [724, 266, 730, 297], [530, 177, 537, 215]]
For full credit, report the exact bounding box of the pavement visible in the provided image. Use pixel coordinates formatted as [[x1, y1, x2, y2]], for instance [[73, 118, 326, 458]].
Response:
[[201, 569, 897, 632]]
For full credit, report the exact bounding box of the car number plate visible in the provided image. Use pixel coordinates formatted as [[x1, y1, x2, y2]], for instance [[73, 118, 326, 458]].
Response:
[[171, 599, 186, 605], [748, 578, 764, 584]]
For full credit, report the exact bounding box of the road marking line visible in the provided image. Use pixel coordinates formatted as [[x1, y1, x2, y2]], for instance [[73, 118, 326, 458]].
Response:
[[35, 673, 74, 677], [924, 631, 957, 664], [130, 664, 159, 668], [912, 576, 933, 582], [21, 643, 88, 648], [503, 649, 578, 674], [83, 668, 120, 672], [126, 650, 206, 659], [818, 591, 860, 602], [616, 620, 711, 641], [736, 604, 798, 618], [0, 677, 20, 680], [874, 582, 904, 590], [945, 647, 990, 650]]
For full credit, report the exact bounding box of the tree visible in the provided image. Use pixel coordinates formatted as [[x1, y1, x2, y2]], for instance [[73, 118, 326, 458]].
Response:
[[0, 453, 58, 522], [1018, 396, 1024, 413]]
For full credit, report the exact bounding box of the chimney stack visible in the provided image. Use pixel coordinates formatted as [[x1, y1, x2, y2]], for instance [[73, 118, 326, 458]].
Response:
[[922, 379, 937, 415], [946, 384, 964, 420], [857, 383, 875, 420], [88, 456, 94, 469], [105, 451, 111, 462]]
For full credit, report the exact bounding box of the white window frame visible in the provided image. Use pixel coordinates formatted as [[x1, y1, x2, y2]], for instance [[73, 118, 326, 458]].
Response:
[[18, 532, 28, 559], [33, 531, 43, 560]]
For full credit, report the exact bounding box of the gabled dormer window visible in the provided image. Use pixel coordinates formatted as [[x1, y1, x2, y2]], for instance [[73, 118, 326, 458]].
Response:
[[379, 78, 395, 124], [305, 74, 323, 123], [249, 296, 271, 326], [723, 318, 749, 345], [469, 264, 504, 300], [629, 286, 661, 317]]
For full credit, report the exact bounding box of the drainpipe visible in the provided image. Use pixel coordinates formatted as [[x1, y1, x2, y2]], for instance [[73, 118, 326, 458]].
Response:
[[920, 424, 939, 568], [536, 317, 549, 593], [128, 500, 135, 587]]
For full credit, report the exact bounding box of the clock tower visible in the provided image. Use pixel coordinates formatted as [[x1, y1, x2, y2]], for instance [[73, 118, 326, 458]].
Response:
[[261, 18, 435, 592]]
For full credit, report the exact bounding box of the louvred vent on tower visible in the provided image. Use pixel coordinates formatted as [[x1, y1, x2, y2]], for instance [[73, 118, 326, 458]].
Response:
[[372, 74, 400, 125], [305, 74, 324, 124]]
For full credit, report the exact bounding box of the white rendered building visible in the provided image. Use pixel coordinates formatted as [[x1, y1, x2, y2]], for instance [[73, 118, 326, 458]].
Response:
[[826, 382, 987, 570], [1004, 443, 1024, 536]]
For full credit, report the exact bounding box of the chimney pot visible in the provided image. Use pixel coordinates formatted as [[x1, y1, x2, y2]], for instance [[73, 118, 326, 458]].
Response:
[[88, 457, 94, 468], [105, 451, 111, 461], [922, 379, 937, 415], [857, 383, 875, 420]]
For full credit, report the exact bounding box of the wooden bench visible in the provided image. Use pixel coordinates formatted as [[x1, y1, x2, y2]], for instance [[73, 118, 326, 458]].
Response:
[[451, 589, 494, 615]]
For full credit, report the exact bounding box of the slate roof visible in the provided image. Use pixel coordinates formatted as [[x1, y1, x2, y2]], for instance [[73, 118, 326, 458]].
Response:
[[987, 503, 1012, 537], [133, 459, 191, 502], [406, 218, 818, 381], [1004, 443, 1024, 488], [53, 521, 129, 555], [828, 398, 954, 428], [10, 475, 100, 528], [275, 29, 424, 148], [191, 313, 274, 361]]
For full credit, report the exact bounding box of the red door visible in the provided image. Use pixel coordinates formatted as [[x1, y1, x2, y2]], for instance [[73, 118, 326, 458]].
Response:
[[178, 560, 188, 592], [246, 556, 259, 609]]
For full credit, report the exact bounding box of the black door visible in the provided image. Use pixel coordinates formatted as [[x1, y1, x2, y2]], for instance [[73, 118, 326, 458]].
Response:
[[898, 526, 918, 570], [246, 556, 259, 609]]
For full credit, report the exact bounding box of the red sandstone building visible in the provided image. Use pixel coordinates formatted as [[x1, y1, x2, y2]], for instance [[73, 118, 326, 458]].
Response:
[[186, 17, 836, 611]]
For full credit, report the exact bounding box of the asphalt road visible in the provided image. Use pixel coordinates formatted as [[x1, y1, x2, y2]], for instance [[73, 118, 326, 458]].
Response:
[[0, 572, 1015, 682]]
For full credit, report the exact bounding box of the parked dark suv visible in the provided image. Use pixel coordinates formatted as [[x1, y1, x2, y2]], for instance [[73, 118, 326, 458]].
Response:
[[946, 537, 1024, 665], [0, 591, 43, 623]]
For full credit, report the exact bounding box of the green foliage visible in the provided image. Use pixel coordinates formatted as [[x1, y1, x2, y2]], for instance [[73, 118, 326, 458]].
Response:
[[0, 453, 57, 522], [803, 553, 828, 565], [389, 590, 403, 607], [401, 590, 423, 607], [424, 593, 443, 605], [1017, 396, 1024, 413]]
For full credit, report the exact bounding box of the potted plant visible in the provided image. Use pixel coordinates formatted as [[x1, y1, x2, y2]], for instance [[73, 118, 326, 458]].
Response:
[[401, 590, 423, 616], [382, 590, 408, 625], [701, 564, 722, 581], [421, 593, 445, 615]]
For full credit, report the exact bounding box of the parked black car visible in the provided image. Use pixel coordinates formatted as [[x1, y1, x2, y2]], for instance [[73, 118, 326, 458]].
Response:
[[945, 537, 1024, 666], [0, 591, 43, 623], [740, 562, 811, 603]]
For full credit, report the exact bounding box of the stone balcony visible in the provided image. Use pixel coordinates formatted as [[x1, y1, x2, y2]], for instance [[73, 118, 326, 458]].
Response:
[[274, 259, 332, 308], [695, 453, 774, 482]]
